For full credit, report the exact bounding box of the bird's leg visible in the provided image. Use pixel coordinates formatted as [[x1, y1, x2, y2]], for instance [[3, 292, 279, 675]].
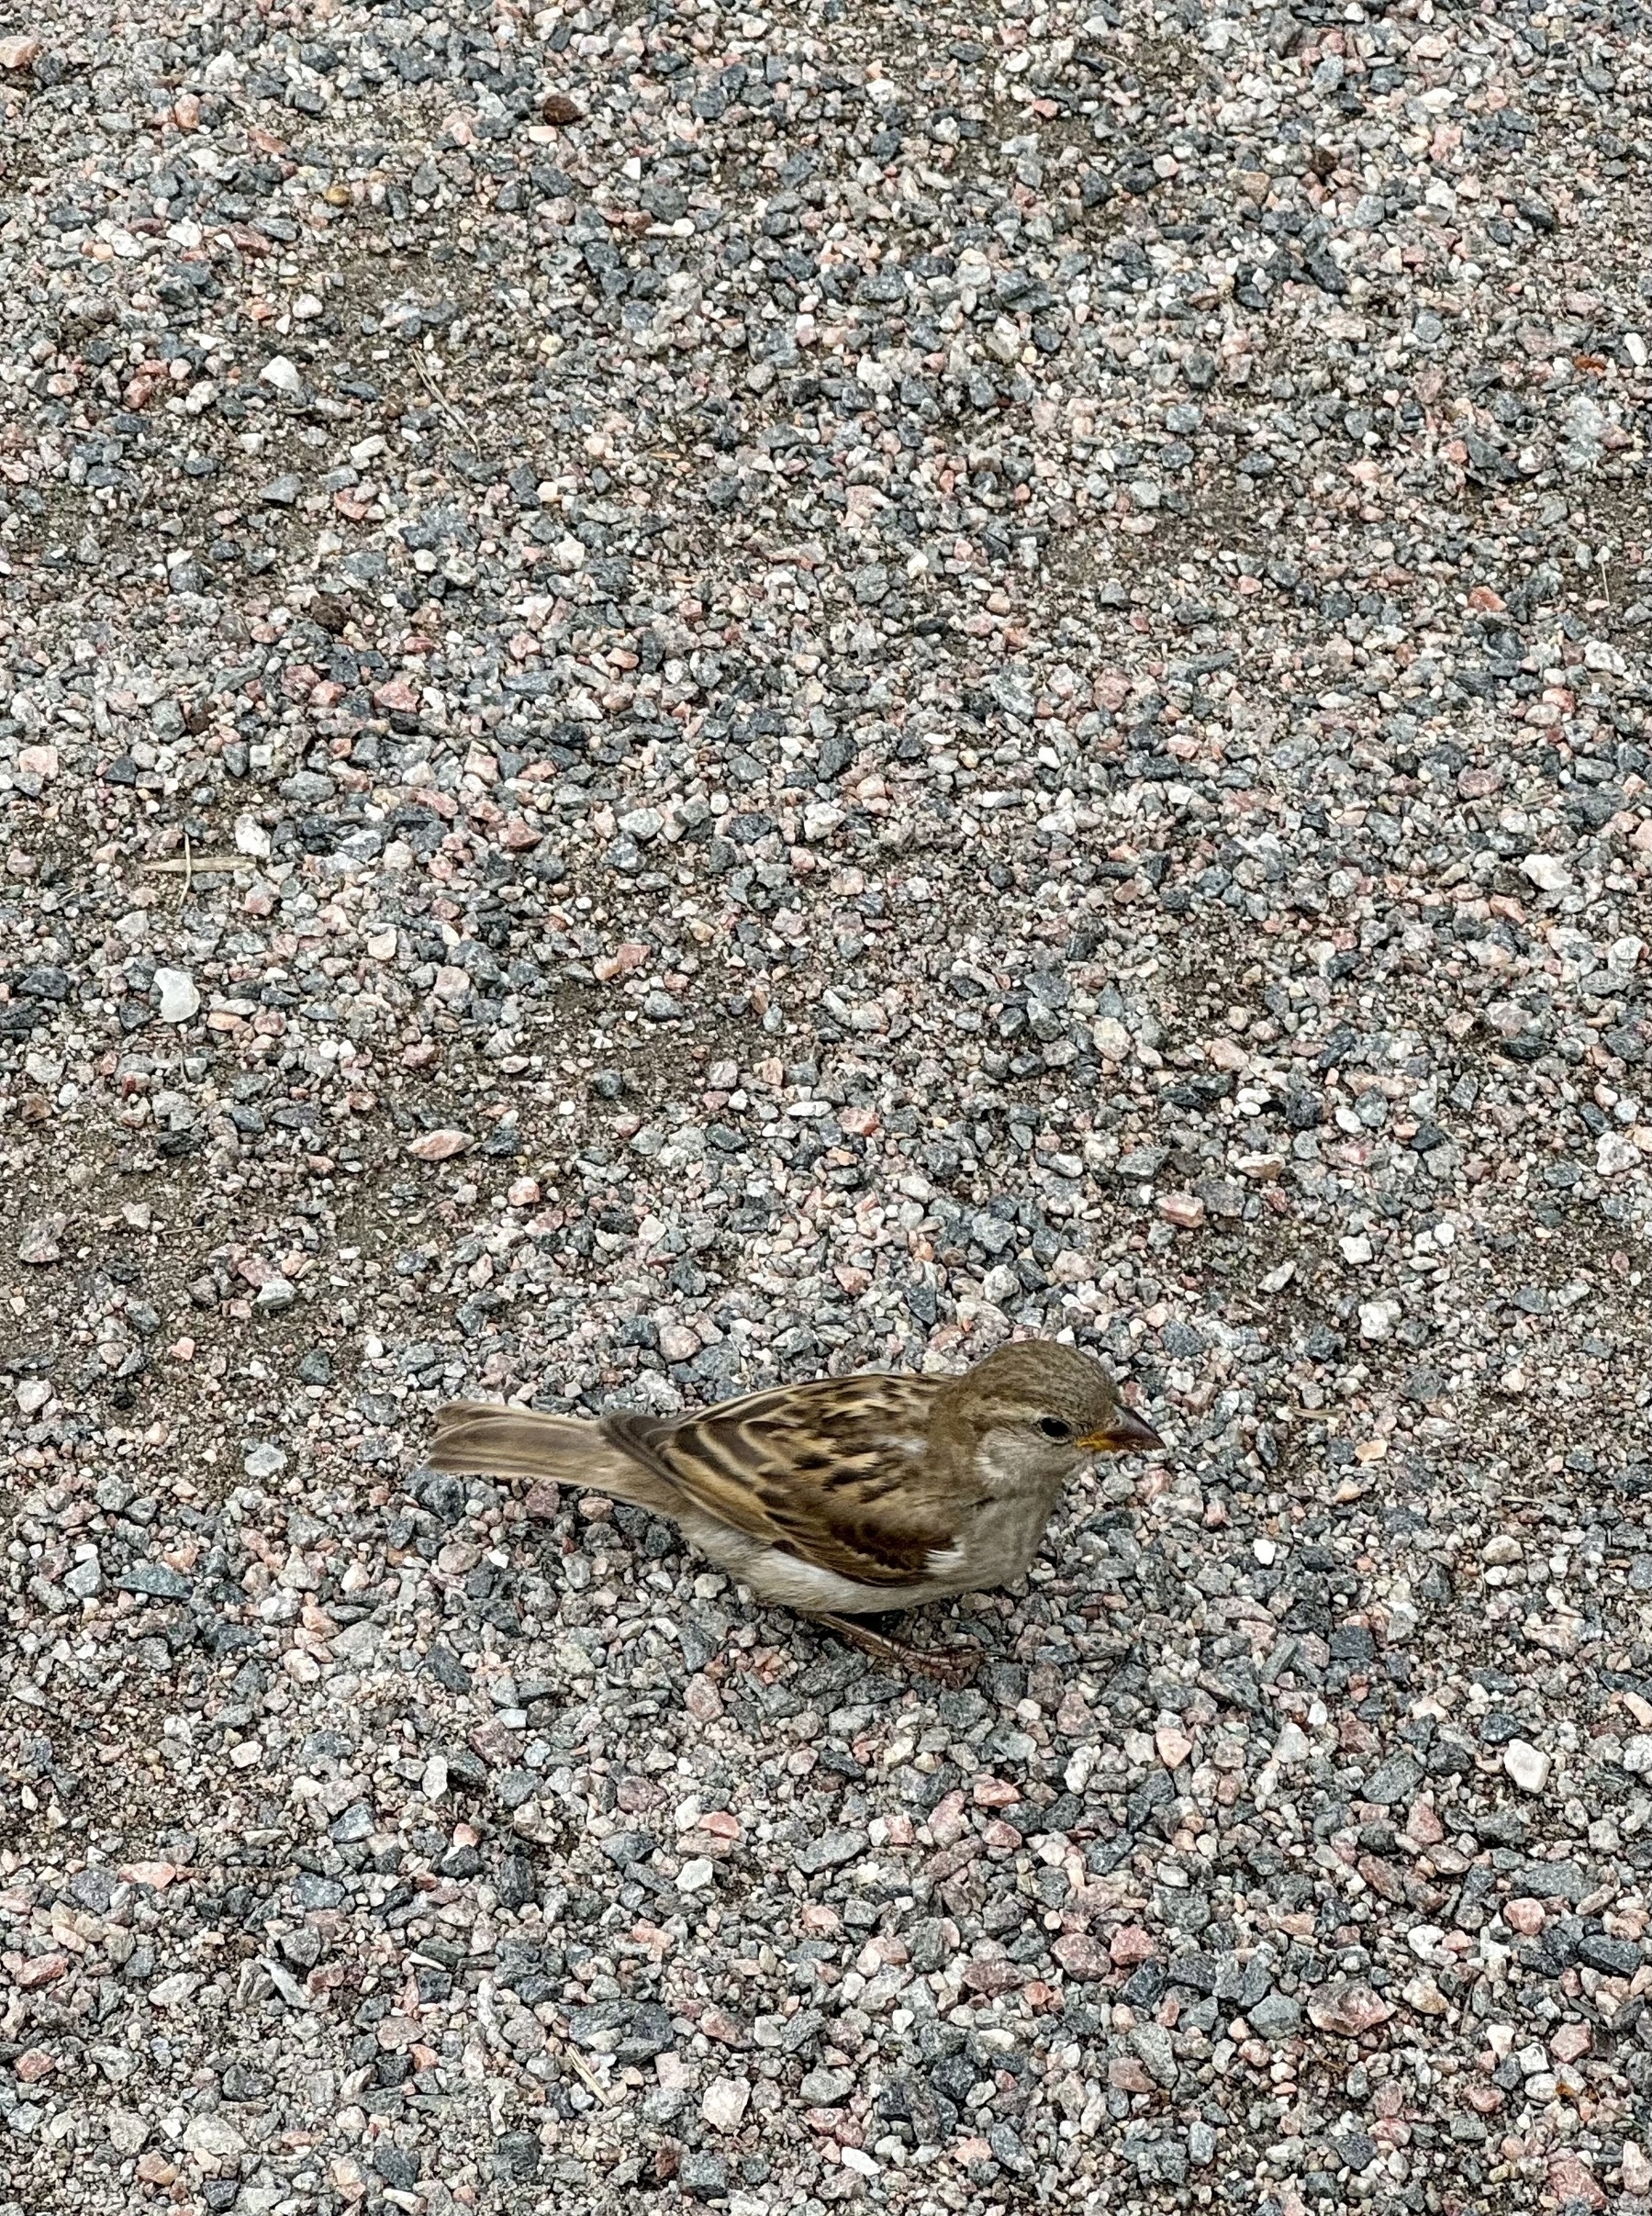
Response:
[[815, 1613, 981, 1686]]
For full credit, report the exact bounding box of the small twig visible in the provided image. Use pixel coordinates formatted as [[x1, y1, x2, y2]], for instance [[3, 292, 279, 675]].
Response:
[[183, 828, 194, 900], [143, 855, 243, 876], [553, 2038, 617, 2107], [418, 354, 471, 442]]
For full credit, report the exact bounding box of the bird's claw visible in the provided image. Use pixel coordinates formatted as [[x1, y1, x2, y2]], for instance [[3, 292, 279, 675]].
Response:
[[816, 1613, 983, 1684], [907, 1644, 983, 1687]]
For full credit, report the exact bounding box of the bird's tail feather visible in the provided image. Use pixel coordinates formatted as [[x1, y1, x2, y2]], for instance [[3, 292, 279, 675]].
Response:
[[425, 1402, 678, 1513]]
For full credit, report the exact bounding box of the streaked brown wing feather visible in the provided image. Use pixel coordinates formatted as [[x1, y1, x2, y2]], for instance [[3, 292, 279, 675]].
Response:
[[601, 1374, 962, 1587]]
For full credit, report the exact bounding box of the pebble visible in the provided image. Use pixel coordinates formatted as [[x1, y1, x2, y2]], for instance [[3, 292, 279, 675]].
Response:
[[1051, 1933, 1110, 1982], [1308, 1985, 1394, 2040], [1521, 855, 1573, 896], [1156, 1193, 1206, 1230], [407, 1129, 474, 1162], [181, 2115, 245, 2158], [1505, 1740, 1554, 1794], [1155, 1726, 1193, 1772], [152, 968, 199, 1025], [64, 1553, 101, 1598], [1357, 1298, 1402, 1343], [258, 355, 305, 397], [701, 2077, 752, 2132], [16, 1215, 65, 1265]]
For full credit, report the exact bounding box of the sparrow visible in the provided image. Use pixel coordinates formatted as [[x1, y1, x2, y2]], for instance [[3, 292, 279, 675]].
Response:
[[425, 1340, 1163, 1680]]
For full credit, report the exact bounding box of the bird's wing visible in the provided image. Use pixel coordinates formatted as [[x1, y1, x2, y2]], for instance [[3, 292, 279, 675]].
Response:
[[601, 1372, 967, 1588]]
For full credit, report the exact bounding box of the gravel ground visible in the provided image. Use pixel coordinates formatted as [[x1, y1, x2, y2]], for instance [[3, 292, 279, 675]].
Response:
[[3, 0, 1652, 2211]]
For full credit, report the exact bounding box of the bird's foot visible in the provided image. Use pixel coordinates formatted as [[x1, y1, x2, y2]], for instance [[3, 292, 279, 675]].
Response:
[[816, 1613, 982, 1685]]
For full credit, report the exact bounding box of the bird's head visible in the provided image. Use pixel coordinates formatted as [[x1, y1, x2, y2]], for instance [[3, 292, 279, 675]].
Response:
[[944, 1339, 1164, 1486]]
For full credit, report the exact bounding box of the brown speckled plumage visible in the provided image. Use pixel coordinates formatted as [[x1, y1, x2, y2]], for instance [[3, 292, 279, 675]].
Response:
[[426, 1341, 1163, 1678]]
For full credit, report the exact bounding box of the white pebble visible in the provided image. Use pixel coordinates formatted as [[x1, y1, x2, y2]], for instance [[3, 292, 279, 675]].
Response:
[[260, 353, 305, 396], [700, 2076, 751, 2131], [1503, 1741, 1551, 1794], [1358, 1299, 1401, 1342], [1520, 855, 1570, 895], [1597, 1130, 1639, 1178], [153, 968, 200, 1024]]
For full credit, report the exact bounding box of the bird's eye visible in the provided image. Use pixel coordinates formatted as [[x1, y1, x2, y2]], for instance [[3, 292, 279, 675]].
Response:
[[1037, 1416, 1071, 1441]]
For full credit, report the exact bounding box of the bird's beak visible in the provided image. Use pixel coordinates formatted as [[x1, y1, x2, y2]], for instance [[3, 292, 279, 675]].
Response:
[[1081, 1407, 1165, 1455]]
